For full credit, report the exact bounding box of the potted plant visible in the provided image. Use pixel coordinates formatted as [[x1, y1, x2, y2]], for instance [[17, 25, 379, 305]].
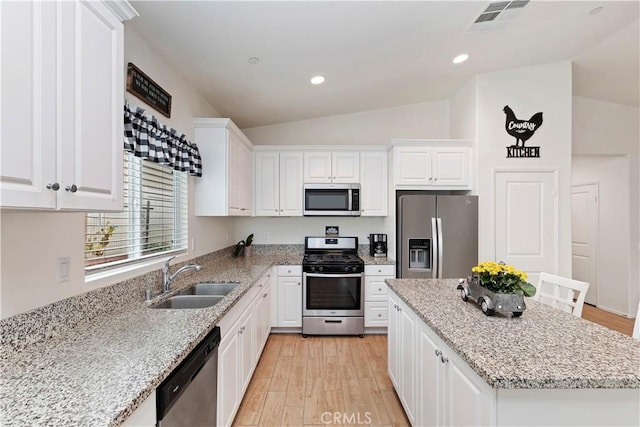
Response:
[[233, 233, 254, 257], [458, 261, 536, 317]]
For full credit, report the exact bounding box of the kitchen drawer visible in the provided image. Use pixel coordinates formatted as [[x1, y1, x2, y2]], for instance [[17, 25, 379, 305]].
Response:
[[365, 302, 388, 327], [364, 264, 395, 276], [365, 277, 388, 301], [277, 265, 302, 277]]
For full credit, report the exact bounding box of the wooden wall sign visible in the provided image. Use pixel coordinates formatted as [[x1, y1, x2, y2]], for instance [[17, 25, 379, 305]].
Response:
[[126, 63, 172, 118], [503, 105, 543, 158]]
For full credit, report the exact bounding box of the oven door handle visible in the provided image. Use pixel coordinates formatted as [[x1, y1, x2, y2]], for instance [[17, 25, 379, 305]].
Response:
[[304, 273, 363, 278]]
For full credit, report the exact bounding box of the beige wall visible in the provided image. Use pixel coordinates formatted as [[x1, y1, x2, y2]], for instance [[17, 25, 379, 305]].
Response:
[[0, 26, 231, 318]]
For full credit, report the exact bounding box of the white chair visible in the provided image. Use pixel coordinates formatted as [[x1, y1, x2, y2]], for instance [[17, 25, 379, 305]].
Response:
[[535, 272, 590, 317], [632, 300, 640, 340]]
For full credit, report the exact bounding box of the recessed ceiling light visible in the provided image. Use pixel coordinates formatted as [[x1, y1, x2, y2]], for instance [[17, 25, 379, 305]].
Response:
[[452, 53, 469, 64], [310, 75, 326, 85], [588, 6, 604, 15], [248, 57, 260, 64]]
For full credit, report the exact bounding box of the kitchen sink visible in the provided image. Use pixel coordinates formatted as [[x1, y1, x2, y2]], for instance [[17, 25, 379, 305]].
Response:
[[152, 295, 224, 309], [178, 282, 240, 296]]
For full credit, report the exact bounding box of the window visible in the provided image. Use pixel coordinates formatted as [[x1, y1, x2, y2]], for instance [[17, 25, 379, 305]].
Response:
[[85, 152, 188, 272]]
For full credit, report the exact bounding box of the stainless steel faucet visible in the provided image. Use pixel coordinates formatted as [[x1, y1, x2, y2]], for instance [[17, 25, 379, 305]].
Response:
[[162, 256, 202, 293]]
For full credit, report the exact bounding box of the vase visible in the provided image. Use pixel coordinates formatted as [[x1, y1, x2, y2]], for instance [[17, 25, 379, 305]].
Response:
[[243, 245, 252, 257]]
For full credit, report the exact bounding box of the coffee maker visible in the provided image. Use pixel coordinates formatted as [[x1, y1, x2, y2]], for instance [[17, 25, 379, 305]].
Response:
[[369, 234, 388, 257]]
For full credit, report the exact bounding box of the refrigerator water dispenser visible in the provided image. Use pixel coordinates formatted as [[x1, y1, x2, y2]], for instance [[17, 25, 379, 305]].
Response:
[[408, 238, 430, 270]]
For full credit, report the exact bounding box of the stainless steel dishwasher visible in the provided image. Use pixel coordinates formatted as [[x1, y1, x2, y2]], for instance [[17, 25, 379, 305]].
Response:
[[157, 326, 220, 426]]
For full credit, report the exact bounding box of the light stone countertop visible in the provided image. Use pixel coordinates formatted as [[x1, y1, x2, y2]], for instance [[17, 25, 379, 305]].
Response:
[[385, 278, 640, 390], [0, 254, 290, 427], [0, 249, 390, 427], [358, 254, 395, 265]]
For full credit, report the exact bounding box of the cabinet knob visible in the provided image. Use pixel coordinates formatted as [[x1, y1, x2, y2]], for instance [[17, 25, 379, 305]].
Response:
[[297, 282, 301, 286], [434, 178, 438, 181], [378, 314, 382, 317], [378, 288, 382, 292], [435, 349, 442, 357], [46, 182, 60, 191], [65, 184, 78, 193], [429, 177, 433, 181], [263, 293, 268, 298], [440, 355, 448, 364]]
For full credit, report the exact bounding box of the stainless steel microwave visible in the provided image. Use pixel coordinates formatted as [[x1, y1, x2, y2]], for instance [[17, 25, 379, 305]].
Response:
[[303, 183, 360, 216]]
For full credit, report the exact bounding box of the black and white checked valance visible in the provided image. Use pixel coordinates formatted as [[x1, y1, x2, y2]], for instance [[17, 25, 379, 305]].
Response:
[[124, 102, 202, 176]]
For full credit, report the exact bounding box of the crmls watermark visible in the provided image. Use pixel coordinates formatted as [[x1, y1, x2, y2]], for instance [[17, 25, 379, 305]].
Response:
[[320, 411, 372, 425]]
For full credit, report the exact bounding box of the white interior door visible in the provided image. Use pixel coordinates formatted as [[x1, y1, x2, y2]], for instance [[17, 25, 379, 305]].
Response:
[[494, 170, 557, 284], [571, 183, 598, 305]]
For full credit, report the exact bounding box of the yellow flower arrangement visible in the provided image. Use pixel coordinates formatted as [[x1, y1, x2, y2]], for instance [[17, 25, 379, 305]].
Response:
[[471, 261, 536, 297]]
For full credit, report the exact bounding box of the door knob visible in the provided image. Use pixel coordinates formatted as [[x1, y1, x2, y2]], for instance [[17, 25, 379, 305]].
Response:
[[65, 184, 78, 193], [46, 182, 60, 191]]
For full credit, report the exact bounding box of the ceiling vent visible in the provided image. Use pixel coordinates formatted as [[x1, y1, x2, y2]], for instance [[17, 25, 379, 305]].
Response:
[[466, 0, 530, 32]]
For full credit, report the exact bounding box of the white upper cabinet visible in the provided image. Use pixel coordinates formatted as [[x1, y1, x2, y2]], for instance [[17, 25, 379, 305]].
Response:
[[194, 118, 253, 216], [0, 0, 136, 211], [360, 151, 388, 216], [392, 141, 472, 189], [303, 151, 360, 183], [254, 151, 303, 216]]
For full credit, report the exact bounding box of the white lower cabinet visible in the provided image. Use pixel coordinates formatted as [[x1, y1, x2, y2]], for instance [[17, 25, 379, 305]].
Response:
[[364, 264, 394, 327], [217, 271, 273, 426], [254, 273, 272, 358], [388, 291, 417, 425], [416, 320, 494, 426], [389, 289, 495, 427], [276, 265, 302, 327]]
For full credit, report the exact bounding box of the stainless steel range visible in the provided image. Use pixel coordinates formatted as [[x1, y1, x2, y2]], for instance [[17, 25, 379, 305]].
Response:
[[302, 236, 365, 337]]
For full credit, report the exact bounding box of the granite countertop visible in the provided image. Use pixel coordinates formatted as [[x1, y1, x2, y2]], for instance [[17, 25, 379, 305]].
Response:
[[0, 253, 298, 427], [385, 278, 640, 390], [359, 255, 396, 265], [0, 249, 393, 427]]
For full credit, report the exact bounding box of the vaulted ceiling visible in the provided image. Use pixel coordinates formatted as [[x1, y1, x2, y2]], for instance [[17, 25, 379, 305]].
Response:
[[128, 1, 639, 129]]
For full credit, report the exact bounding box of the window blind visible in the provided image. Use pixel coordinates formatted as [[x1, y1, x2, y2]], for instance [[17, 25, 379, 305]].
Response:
[[85, 152, 188, 271]]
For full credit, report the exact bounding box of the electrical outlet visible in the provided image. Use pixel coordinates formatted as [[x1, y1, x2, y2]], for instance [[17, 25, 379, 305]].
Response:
[[263, 232, 270, 241], [57, 257, 70, 283], [191, 238, 196, 251]]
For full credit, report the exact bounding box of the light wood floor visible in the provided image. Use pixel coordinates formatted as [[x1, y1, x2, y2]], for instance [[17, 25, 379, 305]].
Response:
[[232, 334, 409, 427], [582, 304, 635, 336], [232, 306, 634, 426]]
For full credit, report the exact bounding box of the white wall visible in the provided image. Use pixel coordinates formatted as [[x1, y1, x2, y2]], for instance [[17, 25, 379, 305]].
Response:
[[235, 216, 386, 247], [243, 100, 450, 146], [0, 26, 230, 318], [475, 62, 573, 276], [572, 156, 631, 315], [449, 76, 478, 141], [572, 96, 639, 317]]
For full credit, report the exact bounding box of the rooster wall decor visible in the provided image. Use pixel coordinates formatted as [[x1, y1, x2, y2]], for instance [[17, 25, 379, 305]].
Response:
[[503, 105, 543, 158]]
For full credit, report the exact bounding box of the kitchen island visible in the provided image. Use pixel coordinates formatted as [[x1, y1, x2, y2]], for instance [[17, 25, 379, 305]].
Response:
[[385, 278, 640, 426]]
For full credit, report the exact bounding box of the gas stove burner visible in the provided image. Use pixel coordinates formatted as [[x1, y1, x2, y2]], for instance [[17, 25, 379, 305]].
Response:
[[303, 236, 364, 273]]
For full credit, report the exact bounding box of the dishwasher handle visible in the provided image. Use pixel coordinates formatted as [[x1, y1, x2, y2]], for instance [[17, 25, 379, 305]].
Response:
[[157, 326, 221, 421]]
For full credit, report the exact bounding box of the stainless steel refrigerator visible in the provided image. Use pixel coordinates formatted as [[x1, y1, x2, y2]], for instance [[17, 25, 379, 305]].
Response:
[[396, 192, 478, 279]]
